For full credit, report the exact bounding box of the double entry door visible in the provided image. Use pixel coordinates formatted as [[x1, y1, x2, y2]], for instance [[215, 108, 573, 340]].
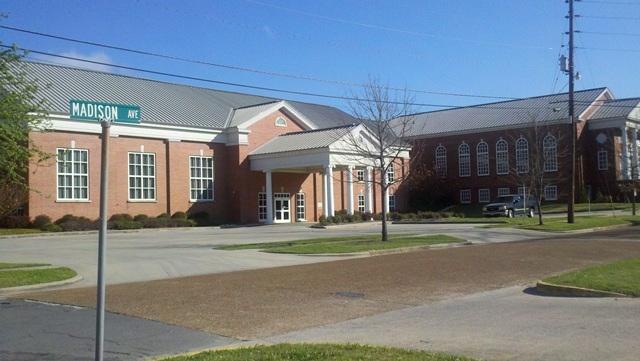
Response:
[[273, 193, 290, 223]]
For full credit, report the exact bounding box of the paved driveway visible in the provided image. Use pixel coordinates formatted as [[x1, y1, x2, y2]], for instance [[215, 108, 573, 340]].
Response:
[[0, 222, 544, 287]]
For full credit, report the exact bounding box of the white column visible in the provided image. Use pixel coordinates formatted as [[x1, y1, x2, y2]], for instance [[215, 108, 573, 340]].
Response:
[[364, 166, 373, 214], [325, 164, 335, 217], [633, 128, 639, 179], [621, 126, 629, 180], [322, 170, 329, 218], [265, 170, 274, 224], [346, 166, 354, 215]]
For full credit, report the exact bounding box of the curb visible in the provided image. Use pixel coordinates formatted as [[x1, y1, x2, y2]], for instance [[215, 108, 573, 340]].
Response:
[[535, 280, 630, 298], [295, 241, 472, 257], [547, 223, 633, 234], [0, 226, 224, 239], [0, 274, 83, 296]]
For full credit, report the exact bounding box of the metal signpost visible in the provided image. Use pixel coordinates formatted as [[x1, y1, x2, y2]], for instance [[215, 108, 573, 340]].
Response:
[[68, 100, 140, 361]]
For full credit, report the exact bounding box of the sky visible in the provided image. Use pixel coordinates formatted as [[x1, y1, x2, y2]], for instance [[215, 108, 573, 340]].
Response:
[[2, 0, 640, 112]]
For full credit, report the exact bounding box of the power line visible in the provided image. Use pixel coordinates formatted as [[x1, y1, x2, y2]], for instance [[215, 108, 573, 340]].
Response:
[[0, 24, 518, 100], [580, 0, 640, 5], [577, 45, 640, 53], [578, 30, 640, 37], [578, 14, 640, 20]]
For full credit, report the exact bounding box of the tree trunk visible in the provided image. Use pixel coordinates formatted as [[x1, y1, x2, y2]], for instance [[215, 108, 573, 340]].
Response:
[[632, 187, 637, 216], [381, 185, 388, 242], [537, 197, 544, 225]]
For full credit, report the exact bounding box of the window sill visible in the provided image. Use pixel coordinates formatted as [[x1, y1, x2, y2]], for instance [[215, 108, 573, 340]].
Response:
[[56, 199, 91, 203], [189, 200, 215, 203], [127, 200, 158, 203]]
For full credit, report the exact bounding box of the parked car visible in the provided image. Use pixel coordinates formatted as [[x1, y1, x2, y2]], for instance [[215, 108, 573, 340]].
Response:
[[482, 194, 538, 218]]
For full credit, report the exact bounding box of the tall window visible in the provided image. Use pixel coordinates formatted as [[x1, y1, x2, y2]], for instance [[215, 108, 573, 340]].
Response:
[[478, 188, 490, 203], [477, 141, 489, 176], [458, 143, 470, 177], [543, 135, 558, 172], [56, 148, 89, 200], [388, 192, 396, 212], [516, 137, 529, 174], [460, 189, 471, 204], [128, 152, 155, 200], [296, 192, 305, 221], [598, 150, 608, 170], [356, 169, 365, 182], [386, 167, 395, 183], [258, 193, 267, 221], [435, 145, 447, 177], [357, 194, 365, 212], [189, 156, 214, 201], [544, 185, 558, 201], [496, 139, 509, 175]]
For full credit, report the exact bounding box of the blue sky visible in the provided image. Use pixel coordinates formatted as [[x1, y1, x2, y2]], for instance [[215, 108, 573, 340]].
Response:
[[2, 0, 640, 111]]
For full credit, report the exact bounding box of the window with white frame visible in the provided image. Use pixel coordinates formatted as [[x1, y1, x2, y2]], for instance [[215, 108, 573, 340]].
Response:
[[498, 187, 511, 197], [435, 145, 447, 177], [128, 152, 155, 200], [388, 192, 396, 212], [460, 189, 471, 204], [496, 139, 509, 175], [258, 192, 267, 221], [189, 156, 214, 201], [56, 148, 89, 200], [544, 185, 558, 201], [357, 194, 365, 212], [386, 167, 395, 183], [356, 169, 365, 182], [477, 141, 490, 176], [543, 134, 558, 172], [275, 117, 287, 127], [597, 150, 608, 170], [478, 188, 490, 203], [296, 192, 305, 221], [458, 143, 470, 177], [516, 137, 529, 174]]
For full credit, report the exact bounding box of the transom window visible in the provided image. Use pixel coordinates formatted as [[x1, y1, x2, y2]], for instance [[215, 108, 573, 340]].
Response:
[[543, 134, 558, 172], [477, 141, 489, 176], [544, 185, 558, 201], [498, 187, 511, 197], [516, 137, 529, 174], [458, 143, 470, 177], [128, 152, 156, 200], [189, 156, 214, 201], [356, 169, 365, 182], [358, 194, 365, 212], [496, 139, 509, 175], [56, 148, 89, 200], [460, 189, 471, 204], [478, 188, 490, 203], [258, 192, 267, 221], [597, 150, 608, 171], [435, 145, 447, 177], [296, 192, 306, 221]]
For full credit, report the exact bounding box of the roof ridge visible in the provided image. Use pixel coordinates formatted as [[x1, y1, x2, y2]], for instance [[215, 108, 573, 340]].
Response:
[[282, 124, 357, 136]]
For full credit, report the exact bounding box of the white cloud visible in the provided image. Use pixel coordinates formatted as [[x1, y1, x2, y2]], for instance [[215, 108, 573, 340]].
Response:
[[53, 51, 114, 72]]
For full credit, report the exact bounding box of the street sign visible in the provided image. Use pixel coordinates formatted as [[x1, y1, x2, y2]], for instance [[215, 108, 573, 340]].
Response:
[[69, 100, 140, 123]]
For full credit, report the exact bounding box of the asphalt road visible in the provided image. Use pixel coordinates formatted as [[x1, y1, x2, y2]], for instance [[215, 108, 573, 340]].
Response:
[[0, 299, 235, 361], [0, 222, 544, 287]]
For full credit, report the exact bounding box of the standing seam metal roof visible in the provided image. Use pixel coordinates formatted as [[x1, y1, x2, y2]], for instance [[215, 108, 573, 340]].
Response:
[[590, 98, 640, 120], [249, 125, 357, 155]]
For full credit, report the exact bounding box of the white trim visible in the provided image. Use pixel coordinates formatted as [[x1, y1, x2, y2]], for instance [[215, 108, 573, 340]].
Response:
[[275, 116, 287, 127], [597, 149, 608, 171], [188, 155, 215, 202], [476, 140, 489, 176], [544, 185, 558, 201], [231, 101, 317, 130], [127, 151, 157, 201], [56, 147, 89, 201], [478, 188, 490, 203], [458, 142, 471, 177], [495, 138, 509, 175], [460, 189, 471, 204]]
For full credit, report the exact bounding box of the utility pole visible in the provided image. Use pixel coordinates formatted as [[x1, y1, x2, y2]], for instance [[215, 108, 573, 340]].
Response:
[[567, 0, 576, 224]]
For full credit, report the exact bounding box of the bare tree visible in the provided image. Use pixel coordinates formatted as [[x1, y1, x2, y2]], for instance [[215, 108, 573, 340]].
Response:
[[339, 79, 417, 242]]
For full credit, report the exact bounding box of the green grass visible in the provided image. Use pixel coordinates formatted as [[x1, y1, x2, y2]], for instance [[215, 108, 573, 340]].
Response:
[[160, 343, 477, 361], [543, 258, 640, 296], [448, 202, 632, 218], [0, 228, 43, 236], [218, 234, 465, 254], [0, 267, 77, 288], [484, 215, 638, 232], [0, 262, 49, 270]]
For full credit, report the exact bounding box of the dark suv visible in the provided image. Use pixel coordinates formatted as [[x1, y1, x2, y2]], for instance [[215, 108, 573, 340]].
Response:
[[482, 194, 538, 218]]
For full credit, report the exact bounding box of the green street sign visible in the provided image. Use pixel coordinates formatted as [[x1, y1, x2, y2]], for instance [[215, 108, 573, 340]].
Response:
[[69, 100, 141, 123]]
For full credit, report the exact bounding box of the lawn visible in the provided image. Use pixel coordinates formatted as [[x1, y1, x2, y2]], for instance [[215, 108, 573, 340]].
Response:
[[484, 215, 639, 232], [0, 262, 49, 270], [0, 228, 43, 236], [543, 258, 640, 296], [160, 343, 476, 361], [449, 202, 631, 218], [0, 267, 77, 288], [218, 234, 465, 254]]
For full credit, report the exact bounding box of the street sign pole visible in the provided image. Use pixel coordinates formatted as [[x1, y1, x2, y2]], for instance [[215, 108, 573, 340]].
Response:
[[95, 119, 110, 361]]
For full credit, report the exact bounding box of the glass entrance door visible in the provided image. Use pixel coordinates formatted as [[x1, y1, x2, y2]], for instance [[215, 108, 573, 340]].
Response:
[[274, 193, 290, 223]]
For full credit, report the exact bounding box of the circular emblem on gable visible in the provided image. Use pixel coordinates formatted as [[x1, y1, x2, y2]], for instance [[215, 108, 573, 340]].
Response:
[[596, 133, 607, 144]]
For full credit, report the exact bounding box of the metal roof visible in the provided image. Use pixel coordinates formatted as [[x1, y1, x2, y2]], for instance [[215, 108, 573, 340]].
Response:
[[394, 88, 610, 138], [590, 98, 640, 120], [250, 125, 357, 156], [19, 61, 357, 130]]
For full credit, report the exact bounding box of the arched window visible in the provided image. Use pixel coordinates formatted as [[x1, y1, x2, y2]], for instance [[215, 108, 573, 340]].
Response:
[[458, 143, 470, 177], [435, 145, 447, 177], [477, 141, 489, 176], [496, 139, 509, 175], [516, 137, 529, 174], [543, 134, 558, 172]]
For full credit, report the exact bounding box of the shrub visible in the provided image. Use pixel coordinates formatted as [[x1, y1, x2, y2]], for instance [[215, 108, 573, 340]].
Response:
[[373, 213, 382, 221], [32, 215, 52, 229], [109, 219, 143, 230], [42, 223, 63, 232], [332, 214, 343, 224], [0, 215, 31, 228], [156, 213, 170, 219], [362, 212, 373, 221], [109, 213, 133, 222], [344, 214, 355, 223], [171, 211, 188, 220], [141, 217, 168, 228], [56, 215, 98, 231], [133, 214, 149, 222], [318, 215, 328, 225], [188, 211, 210, 226], [170, 218, 195, 227]]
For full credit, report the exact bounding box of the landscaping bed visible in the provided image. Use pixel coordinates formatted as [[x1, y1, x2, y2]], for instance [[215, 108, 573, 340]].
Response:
[[160, 343, 476, 361], [0, 264, 77, 289], [218, 234, 465, 254]]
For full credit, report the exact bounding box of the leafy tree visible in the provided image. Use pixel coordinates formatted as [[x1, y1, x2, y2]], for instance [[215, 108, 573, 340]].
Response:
[[0, 44, 50, 217]]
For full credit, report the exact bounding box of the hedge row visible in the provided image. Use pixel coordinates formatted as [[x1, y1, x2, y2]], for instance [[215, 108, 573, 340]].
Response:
[[318, 210, 465, 225]]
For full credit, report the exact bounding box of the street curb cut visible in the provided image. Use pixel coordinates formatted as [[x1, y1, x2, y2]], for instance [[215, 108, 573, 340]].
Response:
[[0, 274, 83, 295], [535, 280, 630, 298]]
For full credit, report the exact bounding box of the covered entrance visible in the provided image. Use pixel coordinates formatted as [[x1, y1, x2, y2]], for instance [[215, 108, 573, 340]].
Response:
[[273, 193, 291, 223]]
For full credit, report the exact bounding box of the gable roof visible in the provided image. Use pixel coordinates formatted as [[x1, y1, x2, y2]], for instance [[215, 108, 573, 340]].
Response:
[[395, 87, 610, 138], [18, 61, 357, 130], [591, 98, 640, 121], [250, 125, 357, 156]]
